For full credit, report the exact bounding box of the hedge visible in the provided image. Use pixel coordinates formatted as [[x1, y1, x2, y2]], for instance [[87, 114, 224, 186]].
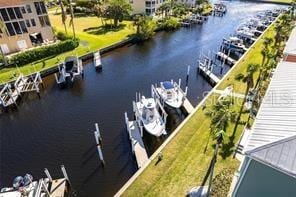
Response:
[[10, 39, 79, 66]]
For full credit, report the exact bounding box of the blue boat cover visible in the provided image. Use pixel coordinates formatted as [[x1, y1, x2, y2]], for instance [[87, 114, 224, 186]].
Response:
[[163, 81, 174, 89]]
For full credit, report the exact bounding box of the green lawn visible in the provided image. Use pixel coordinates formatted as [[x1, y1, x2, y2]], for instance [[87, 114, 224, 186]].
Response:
[[263, 0, 292, 4], [0, 11, 135, 84], [122, 21, 278, 197]]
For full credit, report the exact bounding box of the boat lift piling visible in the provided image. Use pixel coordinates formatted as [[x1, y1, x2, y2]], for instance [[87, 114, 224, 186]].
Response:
[[92, 123, 105, 166], [44, 168, 53, 182], [61, 165, 72, 187]]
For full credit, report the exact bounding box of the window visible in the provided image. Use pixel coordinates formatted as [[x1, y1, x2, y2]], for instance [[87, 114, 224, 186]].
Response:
[[31, 18, 36, 26], [7, 8, 16, 20], [26, 5, 32, 13], [21, 7, 26, 14], [14, 7, 23, 19], [39, 15, 50, 27], [145, 9, 151, 15], [5, 23, 15, 36], [0, 9, 9, 21], [40, 2, 47, 14], [34, 2, 42, 15], [43, 15, 50, 26], [26, 19, 31, 27], [146, 1, 151, 7], [39, 16, 45, 27], [19, 21, 27, 33], [13, 22, 22, 34]]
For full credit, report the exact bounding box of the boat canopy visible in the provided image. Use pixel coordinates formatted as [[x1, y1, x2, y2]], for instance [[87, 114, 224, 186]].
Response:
[[162, 81, 174, 90]]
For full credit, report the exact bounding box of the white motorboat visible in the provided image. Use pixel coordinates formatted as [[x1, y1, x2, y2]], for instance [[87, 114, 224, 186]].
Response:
[[155, 80, 186, 109], [134, 95, 167, 137], [236, 27, 255, 41], [222, 36, 246, 52]]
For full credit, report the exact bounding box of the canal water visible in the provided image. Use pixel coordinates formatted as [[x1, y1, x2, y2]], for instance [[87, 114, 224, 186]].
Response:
[[0, 1, 281, 196]]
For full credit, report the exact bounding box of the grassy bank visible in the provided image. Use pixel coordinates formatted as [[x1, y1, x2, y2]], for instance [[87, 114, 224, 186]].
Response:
[[122, 21, 278, 197], [0, 12, 135, 84]]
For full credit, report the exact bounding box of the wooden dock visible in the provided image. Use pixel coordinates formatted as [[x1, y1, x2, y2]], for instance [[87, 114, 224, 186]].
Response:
[[125, 113, 148, 168], [198, 65, 220, 86], [182, 98, 194, 114], [216, 52, 237, 66], [50, 178, 68, 197]]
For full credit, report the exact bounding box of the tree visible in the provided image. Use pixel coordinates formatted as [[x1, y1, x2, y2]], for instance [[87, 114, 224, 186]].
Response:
[[104, 0, 132, 27], [205, 97, 237, 196], [134, 16, 157, 40], [58, 0, 68, 34], [158, 2, 171, 19], [68, 0, 76, 39]]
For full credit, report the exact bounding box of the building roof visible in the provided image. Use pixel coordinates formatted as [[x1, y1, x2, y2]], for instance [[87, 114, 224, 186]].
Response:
[[246, 135, 296, 178], [0, 0, 23, 8], [284, 26, 296, 56], [244, 61, 296, 151]]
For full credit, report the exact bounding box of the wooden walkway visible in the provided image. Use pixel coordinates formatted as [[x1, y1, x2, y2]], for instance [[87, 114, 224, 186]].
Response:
[[198, 65, 220, 86], [214, 89, 245, 99], [50, 178, 68, 197], [125, 113, 148, 168], [182, 98, 194, 114]]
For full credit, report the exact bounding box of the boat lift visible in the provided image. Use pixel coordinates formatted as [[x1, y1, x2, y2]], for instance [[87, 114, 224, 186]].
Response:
[[197, 53, 220, 86], [0, 72, 43, 109], [55, 56, 84, 85]]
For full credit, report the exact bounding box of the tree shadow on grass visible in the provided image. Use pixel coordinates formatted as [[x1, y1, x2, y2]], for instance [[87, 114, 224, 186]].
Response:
[[83, 24, 126, 35], [219, 137, 235, 160]]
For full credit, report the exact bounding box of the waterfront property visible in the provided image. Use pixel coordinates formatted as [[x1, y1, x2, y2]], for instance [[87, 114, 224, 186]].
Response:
[[230, 26, 296, 196], [0, 2, 286, 196], [0, 0, 54, 55]]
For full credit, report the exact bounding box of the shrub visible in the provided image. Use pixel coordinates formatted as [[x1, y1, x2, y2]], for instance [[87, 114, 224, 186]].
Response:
[[10, 39, 79, 66], [56, 31, 73, 41], [211, 168, 234, 197], [135, 16, 157, 41], [160, 18, 180, 31]]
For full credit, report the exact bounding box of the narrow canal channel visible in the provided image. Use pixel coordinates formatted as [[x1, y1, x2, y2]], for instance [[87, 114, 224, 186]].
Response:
[[0, 2, 281, 196]]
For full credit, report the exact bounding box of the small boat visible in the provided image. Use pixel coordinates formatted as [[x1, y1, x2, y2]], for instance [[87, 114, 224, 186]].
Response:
[[155, 80, 186, 109], [222, 36, 246, 52], [134, 95, 167, 137], [55, 56, 84, 85], [213, 3, 227, 14]]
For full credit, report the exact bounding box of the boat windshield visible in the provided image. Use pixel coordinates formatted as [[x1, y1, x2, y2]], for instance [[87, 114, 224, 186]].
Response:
[[162, 81, 174, 90]]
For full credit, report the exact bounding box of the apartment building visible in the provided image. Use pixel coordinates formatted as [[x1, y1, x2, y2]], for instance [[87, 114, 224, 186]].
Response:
[[0, 0, 54, 55], [131, 0, 164, 15]]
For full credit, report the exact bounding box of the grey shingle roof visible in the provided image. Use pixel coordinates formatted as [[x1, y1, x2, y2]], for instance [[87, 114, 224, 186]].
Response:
[[245, 135, 296, 178]]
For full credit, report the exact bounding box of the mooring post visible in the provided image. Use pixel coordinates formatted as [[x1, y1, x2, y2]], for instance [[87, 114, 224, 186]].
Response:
[[44, 168, 53, 182], [97, 145, 105, 166]]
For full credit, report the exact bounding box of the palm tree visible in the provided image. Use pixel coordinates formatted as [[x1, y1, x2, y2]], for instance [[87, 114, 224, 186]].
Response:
[[0, 19, 7, 66], [205, 97, 236, 196], [59, 0, 68, 34], [68, 0, 76, 39], [274, 23, 283, 48]]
